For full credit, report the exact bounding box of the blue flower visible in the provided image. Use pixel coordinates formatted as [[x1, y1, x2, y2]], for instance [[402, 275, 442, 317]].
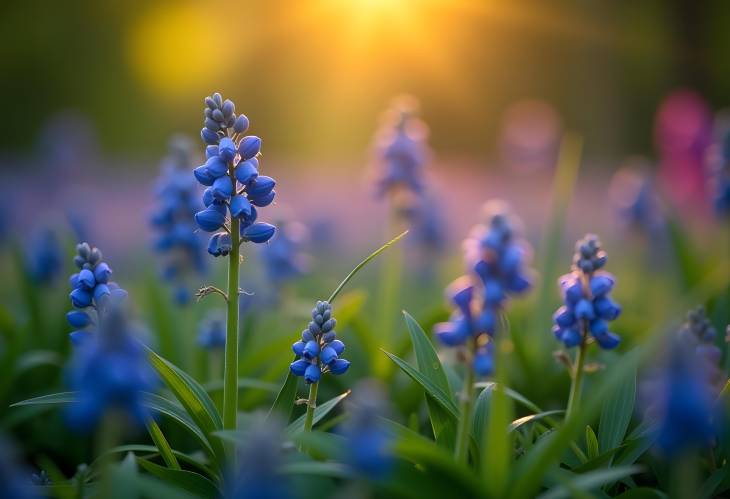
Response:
[[708, 126, 730, 217], [260, 220, 309, 287], [66, 243, 126, 345], [289, 301, 350, 383], [64, 299, 158, 432], [342, 381, 394, 479], [0, 437, 40, 499], [678, 306, 725, 390], [434, 202, 533, 376], [197, 310, 226, 350], [150, 137, 206, 305], [609, 169, 664, 233], [552, 234, 621, 349], [25, 228, 62, 285], [193, 93, 277, 256]]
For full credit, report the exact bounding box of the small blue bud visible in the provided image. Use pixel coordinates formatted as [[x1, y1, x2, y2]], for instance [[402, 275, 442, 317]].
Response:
[[205, 145, 219, 159], [302, 329, 315, 342], [553, 306, 575, 328], [322, 318, 336, 332], [507, 273, 531, 293], [434, 320, 469, 346], [561, 277, 583, 305], [590, 274, 614, 297], [556, 327, 582, 347], [211, 176, 233, 200], [207, 233, 222, 256], [206, 156, 228, 178], [593, 330, 620, 349], [473, 349, 494, 376], [195, 207, 226, 232], [239, 205, 258, 228], [247, 176, 276, 197], [249, 190, 275, 207], [290, 358, 309, 376], [230, 195, 252, 218], [303, 340, 320, 359], [589, 319, 608, 336], [67, 310, 91, 328], [78, 269, 95, 289], [329, 358, 350, 375], [69, 273, 79, 289], [292, 341, 306, 357], [476, 309, 495, 334], [204, 117, 220, 131], [93, 284, 110, 303], [241, 223, 276, 243], [235, 159, 259, 184], [239, 136, 262, 160], [574, 299, 595, 320], [233, 114, 249, 133], [594, 296, 621, 320], [321, 345, 338, 365], [94, 262, 112, 284], [484, 280, 504, 305], [70, 288, 93, 308], [202, 188, 214, 207], [222, 99, 235, 118], [330, 339, 345, 355], [304, 364, 321, 383], [194, 166, 214, 186], [201, 127, 218, 145], [69, 330, 92, 346], [218, 137, 236, 162], [322, 331, 336, 343]]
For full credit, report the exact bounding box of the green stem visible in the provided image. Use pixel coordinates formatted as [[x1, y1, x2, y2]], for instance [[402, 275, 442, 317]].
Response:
[[566, 334, 587, 419], [374, 214, 404, 377], [303, 381, 319, 432], [455, 342, 476, 463], [223, 214, 240, 431]]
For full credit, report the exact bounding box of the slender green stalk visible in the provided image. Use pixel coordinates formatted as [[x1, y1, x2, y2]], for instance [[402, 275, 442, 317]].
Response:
[[146, 419, 180, 470], [455, 341, 476, 463], [566, 334, 587, 419], [303, 381, 319, 432], [223, 211, 241, 431]]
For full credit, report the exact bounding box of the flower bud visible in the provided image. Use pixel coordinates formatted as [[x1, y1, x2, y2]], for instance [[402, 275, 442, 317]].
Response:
[[230, 195, 252, 219], [233, 114, 249, 133], [195, 207, 226, 232], [304, 364, 321, 383], [218, 137, 236, 162], [94, 262, 112, 284], [235, 159, 259, 184], [241, 223, 275, 243], [238, 136, 262, 160], [329, 359, 350, 375]]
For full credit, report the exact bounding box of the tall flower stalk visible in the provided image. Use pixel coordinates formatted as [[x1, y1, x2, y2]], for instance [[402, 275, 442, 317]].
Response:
[[552, 234, 621, 418], [193, 93, 277, 432], [434, 202, 533, 462]]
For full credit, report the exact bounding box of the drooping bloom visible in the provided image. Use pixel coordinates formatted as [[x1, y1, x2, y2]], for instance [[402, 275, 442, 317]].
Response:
[[260, 220, 309, 288], [193, 92, 276, 252], [64, 298, 158, 432], [290, 301, 350, 383], [552, 234, 622, 350], [150, 136, 206, 304], [342, 380, 394, 479], [372, 95, 429, 217], [434, 202, 533, 376], [197, 310, 226, 350], [25, 228, 62, 285], [66, 242, 126, 346]]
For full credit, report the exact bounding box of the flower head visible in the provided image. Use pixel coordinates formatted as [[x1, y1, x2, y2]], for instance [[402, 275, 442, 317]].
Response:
[[25, 228, 62, 285], [193, 93, 276, 251], [197, 310, 226, 350], [150, 136, 207, 304], [64, 298, 158, 432], [290, 301, 350, 383], [434, 202, 533, 376], [552, 234, 621, 349], [66, 242, 126, 346], [678, 306, 725, 391]]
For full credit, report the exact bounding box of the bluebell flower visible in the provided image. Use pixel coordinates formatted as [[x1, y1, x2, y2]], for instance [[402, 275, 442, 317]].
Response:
[[197, 310, 226, 350], [66, 242, 126, 346], [552, 234, 622, 349], [193, 93, 277, 253], [434, 202, 533, 376], [150, 136, 207, 304], [64, 299, 158, 432], [342, 381, 394, 479], [373, 96, 429, 216], [260, 220, 309, 287], [227, 414, 292, 499], [0, 437, 40, 499], [678, 306, 725, 391], [290, 301, 350, 383], [707, 124, 730, 217], [608, 168, 664, 234], [25, 228, 62, 285]]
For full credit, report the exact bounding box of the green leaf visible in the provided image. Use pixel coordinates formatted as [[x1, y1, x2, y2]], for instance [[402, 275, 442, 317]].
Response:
[[585, 426, 599, 459], [145, 348, 226, 463], [509, 411, 564, 433], [614, 488, 667, 499], [137, 458, 219, 499], [280, 461, 353, 478], [146, 419, 180, 470], [475, 381, 542, 413], [89, 445, 214, 478], [285, 390, 351, 436], [598, 365, 636, 459], [13, 350, 63, 374], [402, 310, 455, 442], [482, 341, 513, 499], [268, 370, 299, 424], [382, 350, 459, 419], [536, 465, 643, 499]]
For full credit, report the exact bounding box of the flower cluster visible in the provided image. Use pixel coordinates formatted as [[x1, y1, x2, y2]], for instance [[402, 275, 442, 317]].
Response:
[[66, 243, 126, 346], [678, 306, 725, 391], [150, 136, 206, 304], [260, 220, 309, 287], [25, 228, 62, 285], [434, 203, 532, 376], [290, 301, 350, 383], [343, 381, 394, 479], [193, 92, 276, 254], [197, 310, 226, 350], [552, 234, 621, 349], [65, 298, 158, 431]]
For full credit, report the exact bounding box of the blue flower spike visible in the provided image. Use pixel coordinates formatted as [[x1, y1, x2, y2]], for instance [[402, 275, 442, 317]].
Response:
[[552, 234, 622, 350], [193, 92, 277, 257], [289, 301, 350, 383]]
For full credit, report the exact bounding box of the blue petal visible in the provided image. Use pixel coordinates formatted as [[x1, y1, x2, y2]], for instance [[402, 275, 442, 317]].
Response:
[[238, 136, 262, 160], [304, 364, 321, 383], [329, 358, 350, 375], [242, 223, 276, 243], [235, 158, 259, 184], [290, 358, 309, 376]]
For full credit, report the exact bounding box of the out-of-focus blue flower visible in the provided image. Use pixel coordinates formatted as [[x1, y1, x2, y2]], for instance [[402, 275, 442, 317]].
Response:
[[64, 299, 158, 432], [342, 381, 394, 479], [409, 194, 447, 255], [25, 228, 62, 285], [290, 301, 349, 383], [150, 136, 206, 305], [66, 242, 126, 346], [227, 414, 292, 499], [552, 234, 622, 350], [193, 93, 277, 251], [678, 306, 725, 391], [707, 123, 730, 217], [434, 202, 533, 376], [197, 310, 226, 350], [260, 220, 309, 287], [373, 96, 429, 216], [608, 167, 664, 234], [0, 437, 40, 499]]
